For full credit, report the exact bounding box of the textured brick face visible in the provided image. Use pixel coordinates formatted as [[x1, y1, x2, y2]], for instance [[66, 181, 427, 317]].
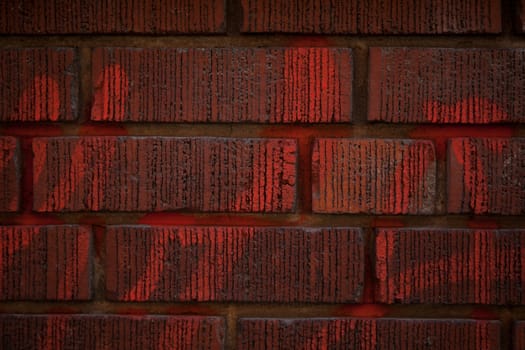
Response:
[[369, 48, 525, 123], [515, 322, 525, 350], [312, 139, 436, 214], [0, 137, 19, 212], [91, 48, 352, 123], [238, 318, 501, 349], [0, 225, 91, 301], [448, 138, 525, 215], [33, 137, 297, 212], [106, 226, 363, 302], [240, 0, 501, 33], [0, 48, 78, 122], [0, 0, 224, 34], [0, 315, 225, 349], [376, 229, 525, 305]]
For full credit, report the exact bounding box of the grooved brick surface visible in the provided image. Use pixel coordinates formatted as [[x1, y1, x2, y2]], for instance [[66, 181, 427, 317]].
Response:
[[33, 137, 297, 213], [91, 48, 352, 123], [312, 139, 436, 214], [375, 228, 525, 305], [106, 226, 364, 302], [0, 225, 91, 301], [0, 48, 79, 122], [0, 315, 224, 349], [448, 138, 525, 215], [0, 137, 19, 212], [240, 0, 501, 34], [369, 48, 525, 123], [515, 322, 525, 350], [238, 318, 501, 349], [0, 0, 224, 34]]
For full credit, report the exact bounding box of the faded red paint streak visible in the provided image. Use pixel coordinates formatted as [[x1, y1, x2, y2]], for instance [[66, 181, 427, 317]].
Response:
[[78, 123, 128, 136], [409, 125, 513, 160], [424, 97, 510, 124], [15, 74, 60, 121], [470, 308, 499, 320], [333, 304, 388, 317], [92, 64, 129, 121]]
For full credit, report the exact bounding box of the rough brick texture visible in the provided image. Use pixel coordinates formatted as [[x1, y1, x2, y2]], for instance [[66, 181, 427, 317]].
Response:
[[0, 48, 78, 122], [376, 228, 525, 304], [240, 0, 501, 34], [91, 48, 352, 123], [515, 322, 525, 350], [0, 225, 91, 301], [0, 137, 19, 212], [448, 138, 525, 215], [312, 139, 436, 214], [106, 226, 363, 302], [0, 0, 224, 34], [369, 48, 525, 123], [0, 315, 224, 349], [33, 137, 297, 213], [238, 318, 501, 349]]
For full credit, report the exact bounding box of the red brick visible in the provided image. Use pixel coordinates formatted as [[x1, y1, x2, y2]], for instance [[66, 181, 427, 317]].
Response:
[[91, 48, 352, 123], [240, 0, 500, 34], [312, 139, 436, 214], [0, 0, 224, 34], [448, 138, 525, 215], [518, 0, 525, 33], [376, 228, 525, 304], [515, 322, 525, 350], [0, 48, 78, 122], [238, 318, 501, 349], [0, 225, 91, 300], [0, 315, 224, 349], [106, 226, 363, 302], [369, 48, 525, 123], [33, 137, 297, 213], [0, 137, 19, 212]]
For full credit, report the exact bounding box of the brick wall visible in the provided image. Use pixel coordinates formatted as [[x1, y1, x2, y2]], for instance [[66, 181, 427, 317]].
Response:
[[0, 0, 524, 349]]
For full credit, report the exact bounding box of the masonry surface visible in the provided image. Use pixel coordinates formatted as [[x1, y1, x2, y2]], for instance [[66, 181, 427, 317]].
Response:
[[0, 0, 524, 349]]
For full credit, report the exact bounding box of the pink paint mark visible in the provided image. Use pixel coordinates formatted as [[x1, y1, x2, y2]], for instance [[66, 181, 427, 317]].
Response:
[[16, 74, 60, 121], [92, 64, 129, 121]]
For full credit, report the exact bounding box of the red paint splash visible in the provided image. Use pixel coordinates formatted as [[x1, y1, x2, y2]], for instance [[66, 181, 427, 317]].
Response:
[[16, 74, 60, 121], [92, 64, 129, 121], [333, 304, 388, 317]]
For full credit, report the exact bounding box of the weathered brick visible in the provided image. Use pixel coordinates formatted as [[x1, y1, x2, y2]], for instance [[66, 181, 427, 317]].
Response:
[[238, 318, 500, 349], [448, 138, 525, 215], [0, 48, 78, 122], [91, 48, 352, 123], [376, 228, 525, 304], [241, 0, 501, 34], [0, 137, 19, 212], [312, 139, 436, 214], [33, 137, 297, 213], [0, 225, 91, 300], [0, 315, 224, 349], [106, 226, 363, 302], [0, 0, 224, 34], [515, 322, 525, 350], [369, 48, 525, 123]]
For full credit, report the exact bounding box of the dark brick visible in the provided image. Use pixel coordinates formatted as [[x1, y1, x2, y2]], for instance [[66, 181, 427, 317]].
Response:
[[518, 0, 525, 33], [106, 226, 364, 302], [33, 137, 297, 213], [238, 318, 501, 349], [312, 139, 436, 214], [0, 0, 224, 34], [0, 48, 78, 122], [240, 0, 501, 34], [0, 137, 19, 212], [448, 138, 525, 215], [91, 48, 352, 123], [0, 315, 224, 349], [0, 225, 91, 300], [369, 48, 525, 123], [376, 228, 525, 304], [515, 322, 525, 350]]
